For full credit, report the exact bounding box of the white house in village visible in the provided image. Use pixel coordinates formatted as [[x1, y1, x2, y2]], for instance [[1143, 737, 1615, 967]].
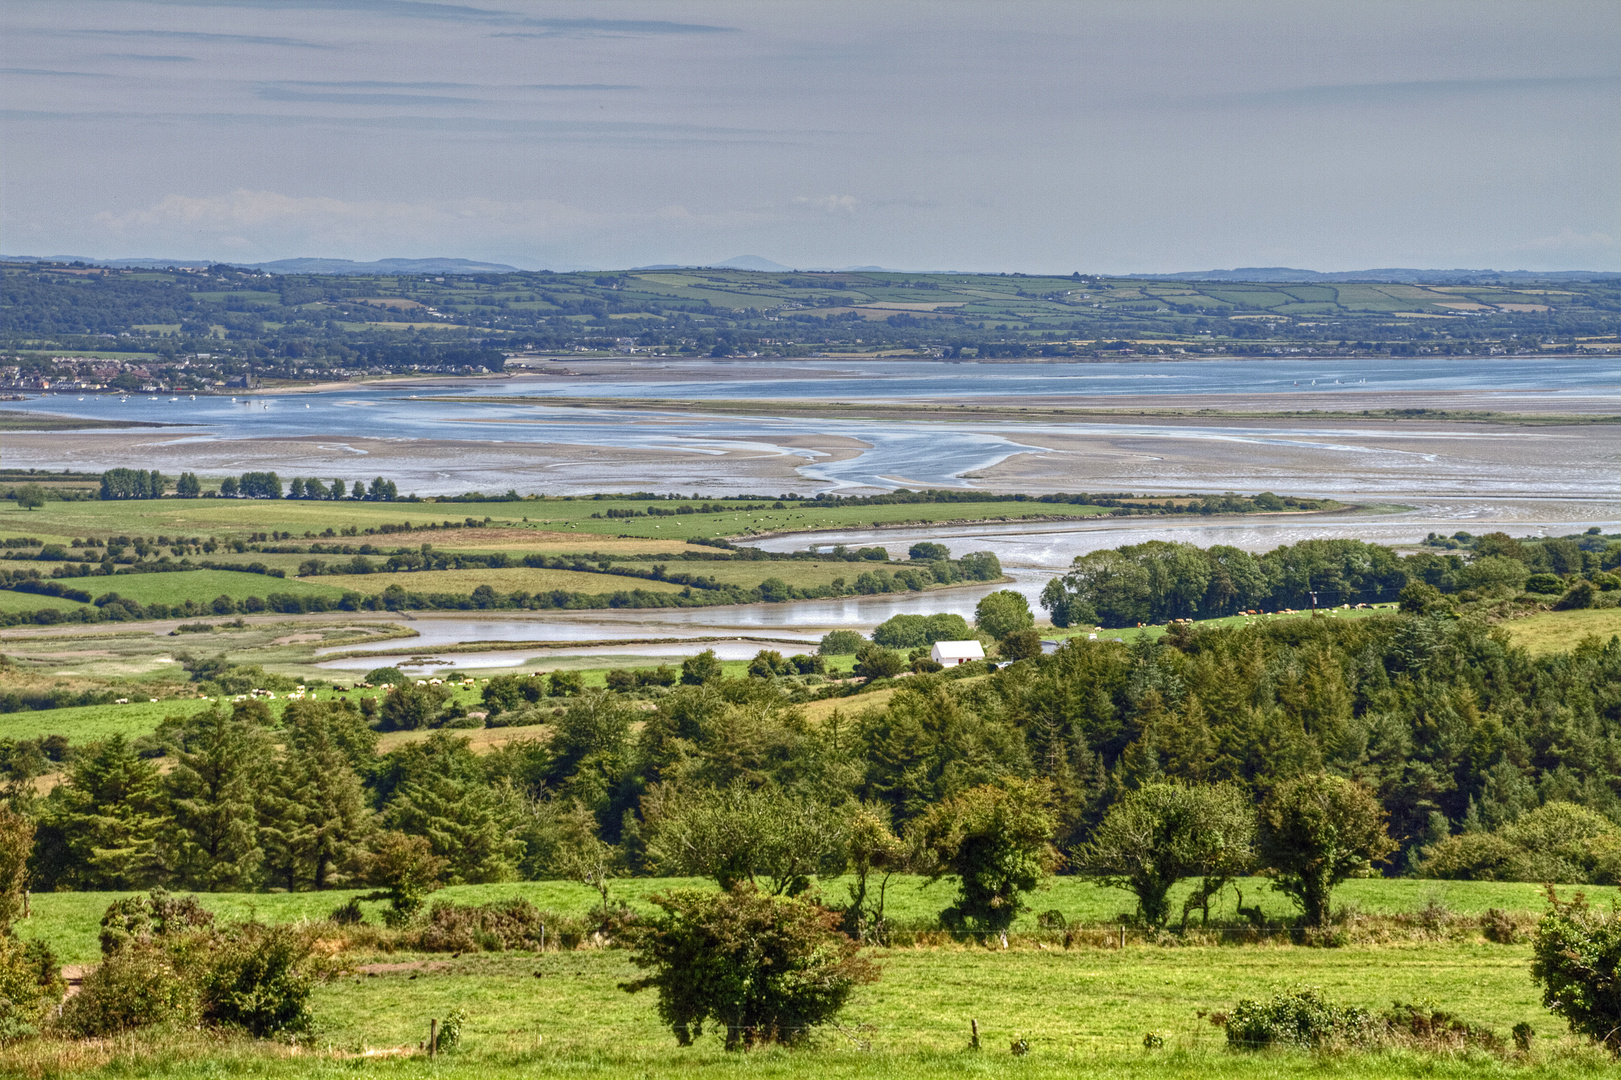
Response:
[[930, 640, 985, 666]]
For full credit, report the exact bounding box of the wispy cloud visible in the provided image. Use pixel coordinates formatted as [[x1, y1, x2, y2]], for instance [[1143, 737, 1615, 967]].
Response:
[[81, 0, 737, 34], [1206, 75, 1619, 108], [0, 67, 114, 79], [59, 28, 333, 49], [2, 109, 794, 147], [96, 54, 198, 62], [257, 87, 482, 106]]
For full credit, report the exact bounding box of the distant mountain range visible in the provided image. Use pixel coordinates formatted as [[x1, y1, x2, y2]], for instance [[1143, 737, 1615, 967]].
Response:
[[1122, 266, 1618, 283], [4, 253, 1613, 282]]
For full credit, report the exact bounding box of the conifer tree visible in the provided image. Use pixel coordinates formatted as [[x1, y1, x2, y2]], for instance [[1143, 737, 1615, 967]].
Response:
[[34, 737, 164, 890], [161, 710, 271, 891]]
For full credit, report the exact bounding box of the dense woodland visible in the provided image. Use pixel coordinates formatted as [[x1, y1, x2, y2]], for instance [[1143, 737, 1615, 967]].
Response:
[[6, 589, 1621, 912]]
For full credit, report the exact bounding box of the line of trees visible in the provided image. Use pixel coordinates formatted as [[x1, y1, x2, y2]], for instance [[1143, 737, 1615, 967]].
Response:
[[7, 602, 1620, 917], [1041, 534, 1620, 628], [97, 470, 402, 501]]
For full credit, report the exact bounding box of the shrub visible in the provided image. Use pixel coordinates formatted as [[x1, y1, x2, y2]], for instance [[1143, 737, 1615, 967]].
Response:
[[853, 643, 906, 679], [1530, 888, 1621, 1053], [0, 933, 64, 1042], [196, 923, 316, 1038], [1525, 572, 1565, 594], [1225, 985, 1374, 1050], [620, 885, 878, 1049], [377, 682, 453, 731], [1554, 580, 1597, 610], [817, 629, 864, 656], [414, 898, 554, 952], [57, 942, 196, 1037], [363, 831, 448, 925], [366, 666, 408, 686]]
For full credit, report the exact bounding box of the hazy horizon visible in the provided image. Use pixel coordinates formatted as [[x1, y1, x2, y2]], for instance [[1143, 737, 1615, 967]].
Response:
[[4, 0, 1617, 274]]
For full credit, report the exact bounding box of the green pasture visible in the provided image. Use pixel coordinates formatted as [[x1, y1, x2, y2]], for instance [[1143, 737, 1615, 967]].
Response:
[[0, 590, 87, 614], [1501, 607, 1621, 656], [0, 696, 214, 744], [1, 495, 1111, 546], [89, 569, 347, 606], [316, 567, 687, 597], [20, 876, 1595, 965]]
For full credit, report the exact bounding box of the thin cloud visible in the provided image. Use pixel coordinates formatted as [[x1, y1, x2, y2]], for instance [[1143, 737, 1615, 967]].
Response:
[[1205, 75, 1619, 108], [98, 0, 737, 33], [96, 54, 199, 62], [59, 29, 334, 49], [0, 68, 115, 79], [257, 87, 483, 106]]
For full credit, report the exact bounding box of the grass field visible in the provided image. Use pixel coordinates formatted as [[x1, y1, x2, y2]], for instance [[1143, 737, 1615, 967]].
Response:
[[315, 567, 688, 597], [19, 876, 1594, 965], [0, 697, 215, 743], [1500, 607, 1621, 656], [0, 495, 1115, 547], [86, 569, 347, 606], [12, 876, 1615, 1078]]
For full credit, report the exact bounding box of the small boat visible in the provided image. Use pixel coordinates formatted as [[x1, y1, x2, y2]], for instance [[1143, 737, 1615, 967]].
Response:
[[189, 395, 195, 401], [169, 397, 178, 402]]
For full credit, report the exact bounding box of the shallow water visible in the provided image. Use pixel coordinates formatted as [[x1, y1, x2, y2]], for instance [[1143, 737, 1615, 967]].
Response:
[[5, 357, 1616, 493]]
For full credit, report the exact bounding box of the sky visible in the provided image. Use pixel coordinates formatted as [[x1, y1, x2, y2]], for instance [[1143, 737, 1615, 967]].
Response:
[[2, 0, 1617, 274]]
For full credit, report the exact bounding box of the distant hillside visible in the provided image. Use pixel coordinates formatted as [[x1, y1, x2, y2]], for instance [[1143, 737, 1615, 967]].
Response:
[[2, 255, 524, 275], [1129, 267, 1619, 284]]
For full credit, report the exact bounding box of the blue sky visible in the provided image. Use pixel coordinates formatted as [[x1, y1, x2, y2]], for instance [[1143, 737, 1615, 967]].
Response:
[[3, 0, 1616, 272]]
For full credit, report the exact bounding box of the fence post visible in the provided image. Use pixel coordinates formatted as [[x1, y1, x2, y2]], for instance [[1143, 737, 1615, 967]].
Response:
[[429, 1018, 438, 1058], [1120, 924, 1126, 950], [970, 1018, 980, 1050]]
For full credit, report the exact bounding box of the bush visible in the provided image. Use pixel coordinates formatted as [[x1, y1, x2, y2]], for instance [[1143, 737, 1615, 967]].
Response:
[[196, 924, 316, 1038], [377, 682, 454, 731], [853, 642, 906, 679], [818, 629, 865, 656], [620, 885, 878, 1049], [1225, 985, 1375, 1050], [366, 666, 408, 686], [1555, 580, 1597, 610], [0, 933, 64, 1042], [1530, 888, 1621, 1053], [414, 898, 555, 952], [57, 942, 196, 1037], [1525, 572, 1565, 594]]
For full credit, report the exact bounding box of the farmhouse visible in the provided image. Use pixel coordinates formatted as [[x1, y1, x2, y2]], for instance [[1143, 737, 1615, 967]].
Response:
[[930, 640, 985, 665]]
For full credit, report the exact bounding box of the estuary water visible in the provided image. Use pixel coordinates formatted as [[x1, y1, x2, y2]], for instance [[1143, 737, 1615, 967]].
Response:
[[2, 356, 1616, 494]]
